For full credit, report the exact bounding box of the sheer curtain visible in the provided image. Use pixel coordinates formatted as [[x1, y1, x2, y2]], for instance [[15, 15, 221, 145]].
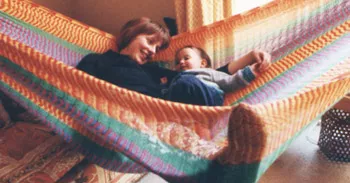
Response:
[[174, 0, 234, 33], [174, 0, 272, 33], [174, 0, 272, 68]]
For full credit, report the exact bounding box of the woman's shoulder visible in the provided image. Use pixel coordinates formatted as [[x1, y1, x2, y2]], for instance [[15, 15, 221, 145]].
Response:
[[79, 50, 130, 65], [76, 50, 113, 70]]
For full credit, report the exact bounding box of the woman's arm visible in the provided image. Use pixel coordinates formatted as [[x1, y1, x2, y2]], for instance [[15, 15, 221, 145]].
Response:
[[76, 54, 101, 76]]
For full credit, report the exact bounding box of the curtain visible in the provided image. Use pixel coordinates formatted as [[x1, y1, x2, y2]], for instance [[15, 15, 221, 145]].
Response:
[[173, 0, 272, 68], [174, 0, 234, 33]]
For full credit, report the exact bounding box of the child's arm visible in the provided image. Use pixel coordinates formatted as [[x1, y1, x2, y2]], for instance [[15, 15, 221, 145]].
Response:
[[193, 68, 256, 93], [227, 50, 271, 75], [212, 67, 256, 92]]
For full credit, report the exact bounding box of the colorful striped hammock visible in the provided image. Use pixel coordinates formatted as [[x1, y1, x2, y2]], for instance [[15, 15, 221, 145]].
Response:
[[0, 0, 349, 182]]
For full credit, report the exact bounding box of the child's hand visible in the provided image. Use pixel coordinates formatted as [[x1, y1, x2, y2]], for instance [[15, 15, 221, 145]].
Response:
[[250, 50, 271, 75]]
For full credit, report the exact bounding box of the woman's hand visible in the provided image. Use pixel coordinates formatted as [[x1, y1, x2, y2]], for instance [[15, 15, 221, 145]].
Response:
[[249, 50, 271, 75]]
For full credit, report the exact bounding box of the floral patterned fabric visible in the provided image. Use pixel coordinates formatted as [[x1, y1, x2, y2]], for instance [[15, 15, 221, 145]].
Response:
[[0, 91, 145, 183], [58, 160, 146, 183], [0, 91, 84, 183], [0, 122, 84, 183]]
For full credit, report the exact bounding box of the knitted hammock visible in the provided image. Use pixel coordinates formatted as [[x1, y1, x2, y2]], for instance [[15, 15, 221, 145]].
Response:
[[0, 0, 349, 182]]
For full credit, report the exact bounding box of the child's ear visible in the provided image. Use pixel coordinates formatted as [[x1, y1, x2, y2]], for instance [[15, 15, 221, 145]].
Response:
[[200, 59, 208, 68]]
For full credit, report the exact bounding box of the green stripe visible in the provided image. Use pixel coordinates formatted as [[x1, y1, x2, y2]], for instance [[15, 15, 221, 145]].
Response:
[[228, 95, 342, 183], [1, 54, 343, 182], [0, 79, 137, 165], [230, 33, 349, 106], [216, 116, 323, 183], [212, 0, 343, 61], [0, 11, 93, 55], [253, 95, 344, 182], [0, 55, 212, 177], [1, 0, 342, 61]]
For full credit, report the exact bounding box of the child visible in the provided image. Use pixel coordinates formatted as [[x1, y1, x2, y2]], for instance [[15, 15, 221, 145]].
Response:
[[170, 45, 271, 106]]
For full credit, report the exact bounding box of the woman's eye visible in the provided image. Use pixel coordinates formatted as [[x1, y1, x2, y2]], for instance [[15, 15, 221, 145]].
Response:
[[147, 38, 156, 45], [147, 39, 151, 44]]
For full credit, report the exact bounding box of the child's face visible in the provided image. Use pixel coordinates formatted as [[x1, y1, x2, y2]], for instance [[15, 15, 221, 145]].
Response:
[[175, 48, 207, 71]]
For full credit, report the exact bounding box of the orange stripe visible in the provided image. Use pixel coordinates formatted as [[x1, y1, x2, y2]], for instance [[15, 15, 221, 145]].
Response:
[[4, 40, 234, 157], [224, 20, 350, 104], [222, 77, 349, 163], [155, 0, 333, 61], [0, 72, 119, 151], [1, 0, 116, 53]]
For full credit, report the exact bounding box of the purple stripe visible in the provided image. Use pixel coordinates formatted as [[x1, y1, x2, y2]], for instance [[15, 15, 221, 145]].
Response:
[[0, 17, 84, 66], [0, 84, 147, 174], [0, 62, 187, 178], [233, 1, 350, 104], [268, 1, 348, 61], [218, 0, 348, 66], [244, 34, 350, 104], [115, 161, 128, 172]]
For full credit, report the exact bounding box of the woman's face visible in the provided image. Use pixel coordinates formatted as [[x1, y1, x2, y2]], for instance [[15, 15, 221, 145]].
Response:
[[120, 34, 162, 65]]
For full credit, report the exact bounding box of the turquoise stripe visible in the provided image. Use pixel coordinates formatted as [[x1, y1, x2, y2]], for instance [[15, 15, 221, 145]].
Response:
[[1, 0, 344, 62], [253, 95, 344, 182], [2, 63, 339, 182], [0, 0, 347, 181], [0, 56, 213, 178], [213, 0, 345, 62], [0, 11, 94, 55], [0, 16, 84, 66], [231, 33, 350, 105], [0, 80, 142, 167]]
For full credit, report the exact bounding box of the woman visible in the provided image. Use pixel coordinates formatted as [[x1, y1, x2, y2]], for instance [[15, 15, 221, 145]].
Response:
[[76, 17, 176, 98], [76, 17, 271, 106]]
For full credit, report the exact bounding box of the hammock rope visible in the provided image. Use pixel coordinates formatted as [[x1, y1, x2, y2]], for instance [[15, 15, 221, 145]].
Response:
[[0, 0, 349, 182]]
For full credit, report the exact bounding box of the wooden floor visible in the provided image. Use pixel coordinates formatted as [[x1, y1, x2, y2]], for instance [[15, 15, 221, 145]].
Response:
[[139, 121, 350, 183]]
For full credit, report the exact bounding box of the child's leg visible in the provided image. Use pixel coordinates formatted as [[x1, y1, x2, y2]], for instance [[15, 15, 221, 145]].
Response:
[[166, 74, 223, 106]]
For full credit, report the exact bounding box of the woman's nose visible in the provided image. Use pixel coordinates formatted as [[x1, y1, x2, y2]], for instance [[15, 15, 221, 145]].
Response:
[[148, 45, 156, 55]]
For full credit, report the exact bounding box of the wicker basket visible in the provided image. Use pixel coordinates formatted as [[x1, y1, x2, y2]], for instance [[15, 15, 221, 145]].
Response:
[[318, 96, 350, 162]]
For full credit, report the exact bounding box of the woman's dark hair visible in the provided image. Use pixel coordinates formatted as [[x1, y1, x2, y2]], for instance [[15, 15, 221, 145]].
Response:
[[117, 17, 170, 52], [175, 45, 212, 68]]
